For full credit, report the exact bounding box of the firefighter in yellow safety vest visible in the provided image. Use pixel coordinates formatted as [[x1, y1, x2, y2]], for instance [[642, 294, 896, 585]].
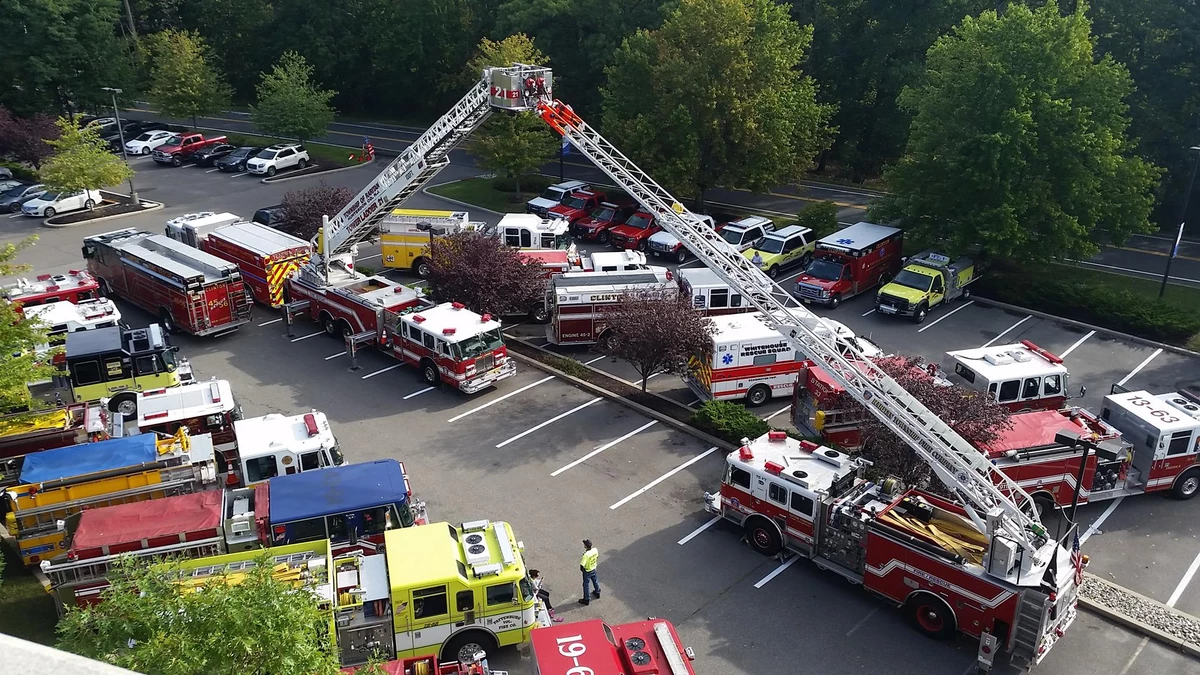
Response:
[[579, 538, 600, 605]]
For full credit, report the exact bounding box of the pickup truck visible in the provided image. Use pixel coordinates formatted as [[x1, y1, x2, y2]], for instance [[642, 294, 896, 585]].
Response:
[[608, 210, 662, 251], [152, 133, 228, 167], [647, 214, 719, 263], [573, 200, 636, 243], [549, 189, 607, 225], [875, 250, 977, 323]]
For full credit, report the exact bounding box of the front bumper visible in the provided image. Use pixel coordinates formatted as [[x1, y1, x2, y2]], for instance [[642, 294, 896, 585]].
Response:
[[459, 359, 517, 394], [610, 234, 639, 250], [152, 153, 177, 164]]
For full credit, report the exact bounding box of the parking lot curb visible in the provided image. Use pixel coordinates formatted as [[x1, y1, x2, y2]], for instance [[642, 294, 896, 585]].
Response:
[[972, 296, 1200, 359], [1077, 577, 1200, 659], [42, 199, 164, 228], [259, 157, 376, 185], [422, 180, 504, 216]]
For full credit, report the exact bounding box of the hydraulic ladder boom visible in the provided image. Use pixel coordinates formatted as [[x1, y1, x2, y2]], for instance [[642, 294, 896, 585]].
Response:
[[536, 100, 1054, 582]]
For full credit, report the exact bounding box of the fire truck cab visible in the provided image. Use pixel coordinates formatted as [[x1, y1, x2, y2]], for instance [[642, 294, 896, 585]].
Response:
[[530, 619, 697, 675], [113, 378, 241, 454], [545, 267, 675, 346], [1099, 388, 1200, 500], [2, 269, 100, 311], [497, 213, 571, 251], [233, 411, 344, 485], [946, 341, 1079, 412], [384, 302, 517, 393], [24, 298, 123, 368], [65, 324, 193, 414], [380, 209, 490, 278]]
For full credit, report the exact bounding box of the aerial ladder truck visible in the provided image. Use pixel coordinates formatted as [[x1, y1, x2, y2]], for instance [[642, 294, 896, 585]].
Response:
[[301, 64, 1079, 669]]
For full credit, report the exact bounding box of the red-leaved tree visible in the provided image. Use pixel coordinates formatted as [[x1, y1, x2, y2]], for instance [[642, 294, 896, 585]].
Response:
[[603, 288, 715, 391], [279, 180, 354, 241], [426, 231, 546, 318], [0, 108, 59, 168]]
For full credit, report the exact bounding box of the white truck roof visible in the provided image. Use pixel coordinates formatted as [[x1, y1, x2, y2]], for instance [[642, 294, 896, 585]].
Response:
[[552, 267, 673, 302], [137, 379, 235, 426], [2, 270, 96, 303], [947, 342, 1068, 381], [816, 222, 901, 251], [24, 298, 120, 330], [708, 312, 781, 343], [498, 212, 569, 234], [405, 302, 502, 343], [209, 220, 309, 257], [96, 229, 239, 283], [1104, 390, 1200, 435], [678, 267, 726, 290], [588, 251, 647, 270], [166, 212, 242, 235], [234, 411, 336, 461], [732, 432, 860, 494]]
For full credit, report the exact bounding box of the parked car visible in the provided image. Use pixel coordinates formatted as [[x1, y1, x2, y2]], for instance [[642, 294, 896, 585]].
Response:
[[185, 143, 237, 167], [246, 144, 310, 176], [0, 183, 46, 212], [124, 130, 175, 155], [21, 189, 102, 218], [0, 179, 19, 193], [102, 121, 173, 152], [0, 167, 12, 181], [215, 146, 264, 173], [252, 204, 290, 229]]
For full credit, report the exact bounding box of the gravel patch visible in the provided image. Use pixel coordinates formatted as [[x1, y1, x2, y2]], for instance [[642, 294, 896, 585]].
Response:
[[1081, 574, 1200, 646]]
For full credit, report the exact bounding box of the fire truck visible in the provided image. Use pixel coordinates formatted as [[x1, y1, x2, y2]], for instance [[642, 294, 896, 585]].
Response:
[[40, 458, 427, 610], [1, 269, 100, 312], [794, 222, 904, 309], [0, 404, 109, 487], [945, 341, 1081, 412], [165, 211, 311, 308], [81, 228, 253, 335], [24, 298, 123, 369], [544, 267, 675, 346], [381, 208, 489, 277], [64, 323, 193, 414], [496, 213, 571, 250], [3, 428, 218, 565]]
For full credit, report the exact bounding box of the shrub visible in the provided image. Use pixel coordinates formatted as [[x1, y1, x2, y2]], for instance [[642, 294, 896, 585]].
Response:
[[793, 200, 840, 239], [690, 400, 769, 445], [546, 356, 591, 379], [1, 161, 38, 181], [493, 174, 554, 194]]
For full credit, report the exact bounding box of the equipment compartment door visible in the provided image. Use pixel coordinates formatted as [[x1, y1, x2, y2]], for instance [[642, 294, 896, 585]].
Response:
[[203, 285, 234, 326]]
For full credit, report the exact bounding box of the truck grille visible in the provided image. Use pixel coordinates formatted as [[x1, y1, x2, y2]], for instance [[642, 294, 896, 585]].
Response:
[[796, 283, 825, 299], [877, 293, 908, 310], [611, 234, 629, 248], [474, 354, 494, 372], [649, 240, 673, 253]]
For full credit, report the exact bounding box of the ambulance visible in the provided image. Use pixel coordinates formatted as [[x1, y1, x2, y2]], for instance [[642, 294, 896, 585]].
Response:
[[544, 267, 675, 346], [496, 213, 571, 251], [945, 340, 1081, 412], [677, 267, 753, 316]]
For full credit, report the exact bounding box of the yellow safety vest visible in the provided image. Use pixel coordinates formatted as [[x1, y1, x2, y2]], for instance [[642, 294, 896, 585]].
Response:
[[581, 547, 599, 572]]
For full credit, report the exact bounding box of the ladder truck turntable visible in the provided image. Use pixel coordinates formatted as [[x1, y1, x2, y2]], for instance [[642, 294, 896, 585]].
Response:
[[306, 63, 1080, 668]]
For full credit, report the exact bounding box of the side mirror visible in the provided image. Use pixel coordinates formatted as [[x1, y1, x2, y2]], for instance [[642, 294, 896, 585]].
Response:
[[1079, 386, 1087, 398]]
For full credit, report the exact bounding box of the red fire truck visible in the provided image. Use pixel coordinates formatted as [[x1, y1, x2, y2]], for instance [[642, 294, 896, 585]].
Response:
[[81, 229, 253, 336], [2, 269, 100, 312], [794, 222, 904, 309], [286, 270, 429, 339], [945, 341, 1080, 412], [545, 267, 674, 346], [704, 431, 1079, 668], [166, 212, 311, 308]]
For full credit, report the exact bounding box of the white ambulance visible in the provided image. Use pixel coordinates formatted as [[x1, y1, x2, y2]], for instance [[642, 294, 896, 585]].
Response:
[[545, 267, 674, 346]]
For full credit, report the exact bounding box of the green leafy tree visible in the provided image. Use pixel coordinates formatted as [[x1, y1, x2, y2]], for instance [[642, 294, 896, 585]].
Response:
[[468, 35, 560, 199], [58, 554, 341, 675], [601, 0, 834, 209], [603, 288, 715, 391], [871, 2, 1161, 263], [40, 118, 134, 198], [251, 52, 337, 145], [146, 29, 232, 129], [794, 200, 840, 239], [1, 237, 54, 411]]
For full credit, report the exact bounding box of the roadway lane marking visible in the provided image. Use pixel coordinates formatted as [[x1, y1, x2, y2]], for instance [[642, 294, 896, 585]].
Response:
[[1117, 349, 1162, 386], [845, 608, 879, 636], [403, 385, 436, 399], [496, 398, 602, 448], [1080, 497, 1123, 544], [677, 516, 721, 546], [324, 351, 346, 360], [763, 405, 790, 421], [583, 356, 607, 365], [982, 315, 1031, 347], [290, 331, 324, 342], [610, 446, 719, 510], [1059, 330, 1095, 359], [447, 376, 554, 422], [1166, 548, 1200, 607], [551, 420, 658, 476], [259, 318, 282, 327], [916, 300, 975, 333], [362, 363, 404, 380], [1073, 259, 1200, 286], [861, 308, 875, 317], [753, 556, 799, 588]]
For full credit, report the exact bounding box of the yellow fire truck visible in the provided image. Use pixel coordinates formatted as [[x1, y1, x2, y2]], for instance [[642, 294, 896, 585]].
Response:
[[170, 519, 540, 667]]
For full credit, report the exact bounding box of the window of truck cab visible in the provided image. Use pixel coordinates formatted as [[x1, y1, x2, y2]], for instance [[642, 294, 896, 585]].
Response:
[[451, 328, 503, 360], [891, 269, 933, 292]]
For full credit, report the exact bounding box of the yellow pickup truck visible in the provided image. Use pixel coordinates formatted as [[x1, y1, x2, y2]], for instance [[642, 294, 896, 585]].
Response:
[[875, 251, 977, 323]]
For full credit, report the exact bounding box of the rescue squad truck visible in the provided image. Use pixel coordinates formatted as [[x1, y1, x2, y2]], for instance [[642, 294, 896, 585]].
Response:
[[544, 267, 675, 346], [876, 251, 978, 323], [381, 209, 484, 278], [64, 323, 193, 415], [794, 222, 904, 308], [0, 404, 109, 487], [704, 431, 1080, 668], [1098, 387, 1200, 501], [1, 269, 100, 312], [946, 341, 1081, 412], [82, 228, 253, 335], [678, 267, 753, 316], [165, 211, 311, 308], [496, 213, 571, 251]]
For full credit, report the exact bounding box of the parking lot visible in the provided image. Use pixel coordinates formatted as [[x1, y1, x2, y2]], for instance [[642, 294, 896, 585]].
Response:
[[2, 158, 1198, 675]]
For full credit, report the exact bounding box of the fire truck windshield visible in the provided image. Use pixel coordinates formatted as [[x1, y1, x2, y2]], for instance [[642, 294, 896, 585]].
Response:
[[806, 259, 844, 281], [892, 269, 933, 292], [624, 214, 652, 230], [161, 349, 177, 370], [453, 328, 504, 359]]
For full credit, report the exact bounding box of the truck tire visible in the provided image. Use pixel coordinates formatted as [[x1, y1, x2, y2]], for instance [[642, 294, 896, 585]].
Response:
[[297, 159, 307, 170], [676, 248, 688, 264], [441, 630, 497, 666], [1032, 493, 1056, 517], [1171, 469, 1200, 500], [828, 295, 840, 309], [746, 384, 771, 407], [913, 304, 928, 324], [159, 309, 175, 334], [414, 258, 432, 278], [961, 287, 972, 301], [266, 166, 276, 177], [598, 331, 618, 353], [598, 231, 610, 244], [108, 392, 138, 421], [637, 239, 648, 252], [767, 265, 779, 279], [908, 595, 956, 639], [420, 358, 441, 386], [744, 516, 783, 556], [321, 313, 338, 336], [98, 279, 114, 299], [529, 303, 549, 324], [172, 156, 181, 167]]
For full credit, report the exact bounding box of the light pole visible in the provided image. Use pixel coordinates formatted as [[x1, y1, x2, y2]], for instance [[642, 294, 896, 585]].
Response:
[[1159, 145, 1200, 298], [101, 87, 138, 204]]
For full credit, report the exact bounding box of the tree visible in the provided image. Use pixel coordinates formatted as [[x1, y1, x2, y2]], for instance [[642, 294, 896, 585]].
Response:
[[279, 181, 354, 242], [57, 554, 341, 675], [0, 108, 59, 168], [467, 35, 560, 199], [870, 2, 1162, 263], [601, 0, 834, 209], [794, 200, 840, 238], [0, 237, 54, 411], [146, 30, 232, 129], [251, 52, 337, 145], [841, 355, 1011, 490], [426, 231, 546, 318], [602, 289, 714, 391], [40, 118, 134, 199]]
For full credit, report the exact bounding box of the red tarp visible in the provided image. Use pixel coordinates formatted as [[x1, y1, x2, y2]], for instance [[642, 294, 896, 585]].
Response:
[[71, 490, 223, 550]]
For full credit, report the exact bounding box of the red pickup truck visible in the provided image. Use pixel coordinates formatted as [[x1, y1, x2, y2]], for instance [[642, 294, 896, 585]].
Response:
[[549, 189, 606, 225], [152, 133, 228, 167], [572, 199, 636, 243], [608, 209, 661, 251]]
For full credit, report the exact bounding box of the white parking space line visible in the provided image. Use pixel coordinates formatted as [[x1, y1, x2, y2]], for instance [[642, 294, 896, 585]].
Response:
[[1117, 638, 1149, 675], [982, 315, 1031, 347], [496, 398, 602, 448], [687, 399, 702, 407], [1117, 349, 1162, 386], [845, 608, 879, 636], [551, 420, 658, 476], [447, 376, 554, 422], [1080, 497, 1123, 544], [753, 556, 799, 588], [290, 331, 324, 342], [205, 168, 220, 173], [861, 308, 875, 317], [7, 213, 23, 219], [1166, 548, 1200, 607], [916, 300, 974, 333], [358, 254, 381, 262], [324, 351, 347, 360], [678, 260, 705, 268], [610, 446, 719, 509], [403, 385, 436, 399], [763, 405, 790, 421], [259, 318, 282, 327], [361, 364, 404, 380], [677, 516, 721, 546], [1059, 330, 1096, 359], [583, 356, 607, 365]]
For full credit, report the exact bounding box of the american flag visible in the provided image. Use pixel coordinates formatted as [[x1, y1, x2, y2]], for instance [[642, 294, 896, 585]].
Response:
[[1071, 531, 1084, 585]]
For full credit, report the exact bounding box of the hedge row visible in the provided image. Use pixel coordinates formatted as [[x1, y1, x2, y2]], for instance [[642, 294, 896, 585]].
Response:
[[690, 400, 769, 445], [1, 161, 38, 181]]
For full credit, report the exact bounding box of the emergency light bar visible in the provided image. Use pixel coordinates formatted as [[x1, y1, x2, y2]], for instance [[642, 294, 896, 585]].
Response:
[[443, 328, 456, 335], [1019, 340, 1064, 364], [653, 622, 692, 675]]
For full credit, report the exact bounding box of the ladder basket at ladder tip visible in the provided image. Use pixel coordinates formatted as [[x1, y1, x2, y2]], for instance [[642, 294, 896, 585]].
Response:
[[486, 64, 554, 112]]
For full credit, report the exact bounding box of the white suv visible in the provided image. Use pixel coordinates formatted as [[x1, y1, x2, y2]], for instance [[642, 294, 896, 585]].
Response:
[[246, 144, 310, 176], [124, 130, 175, 155]]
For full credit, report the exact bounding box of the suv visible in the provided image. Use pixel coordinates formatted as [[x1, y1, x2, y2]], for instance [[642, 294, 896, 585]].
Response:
[[743, 225, 814, 279], [608, 210, 660, 251], [549, 189, 606, 225], [647, 214, 718, 263], [526, 180, 588, 216], [246, 144, 310, 176], [719, 216, 775, 252], [574, 200, 636, 243]]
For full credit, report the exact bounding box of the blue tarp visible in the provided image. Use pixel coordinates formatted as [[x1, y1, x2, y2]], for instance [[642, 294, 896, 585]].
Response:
[[269, 459, 408, 523], [20, 434, 159, 484]]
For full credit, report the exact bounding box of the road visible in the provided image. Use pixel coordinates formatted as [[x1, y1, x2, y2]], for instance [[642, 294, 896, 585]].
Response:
[[2, 146, 1198, 675]]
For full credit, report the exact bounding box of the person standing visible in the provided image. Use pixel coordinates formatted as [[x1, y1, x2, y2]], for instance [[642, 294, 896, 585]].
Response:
[[529, 570, 564, 622], [579, 539, 600, 605]]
